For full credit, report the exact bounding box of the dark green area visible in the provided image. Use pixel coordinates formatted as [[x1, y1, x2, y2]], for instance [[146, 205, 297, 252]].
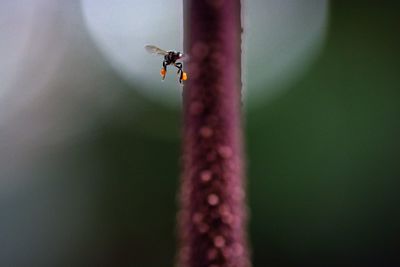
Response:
[[248, 2, 400, 266]]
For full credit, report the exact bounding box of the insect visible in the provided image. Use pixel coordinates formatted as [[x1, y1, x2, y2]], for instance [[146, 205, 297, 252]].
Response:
[[145, 45, 188, 84]]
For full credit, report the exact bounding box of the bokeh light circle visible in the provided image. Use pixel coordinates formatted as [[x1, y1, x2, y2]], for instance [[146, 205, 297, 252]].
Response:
[[81, 0, 329, 108]]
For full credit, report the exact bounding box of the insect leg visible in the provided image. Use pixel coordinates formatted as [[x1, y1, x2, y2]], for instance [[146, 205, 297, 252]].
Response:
[[161, 60, 168, 80], [174, 62, 183, 83], [175, 62, 182, 73]]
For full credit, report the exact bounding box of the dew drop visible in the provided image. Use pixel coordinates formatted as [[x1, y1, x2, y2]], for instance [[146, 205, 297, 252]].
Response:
[[200, 170, 212, 182], [207, 194, 219, 206], [198, 223, 209, 233], [218, 145, 233, 158], [218, 204, 230, 215], [222, 247, 232, 258], [192, 212, 203, 224], [219, 205, 233, 224], [213, 235, 226, 248], [199, 126, 213, 138], [222, 213, 233, 224], [232, 243, 244, 256]]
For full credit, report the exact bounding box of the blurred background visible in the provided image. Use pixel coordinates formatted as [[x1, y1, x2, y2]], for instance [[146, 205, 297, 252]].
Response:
[[1, 1, 399, 266]]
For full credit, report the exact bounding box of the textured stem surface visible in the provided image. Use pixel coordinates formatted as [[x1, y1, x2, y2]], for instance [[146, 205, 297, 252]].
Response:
[[178, 1, 250, 267]]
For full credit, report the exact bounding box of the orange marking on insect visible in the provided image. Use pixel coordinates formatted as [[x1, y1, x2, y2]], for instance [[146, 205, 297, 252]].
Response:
[[160, 68, 166, 78], [182, 72, 188, 81]]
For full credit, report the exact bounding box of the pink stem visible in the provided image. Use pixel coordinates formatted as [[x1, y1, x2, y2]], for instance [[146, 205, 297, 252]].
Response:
[[178, 1, 250, 267]]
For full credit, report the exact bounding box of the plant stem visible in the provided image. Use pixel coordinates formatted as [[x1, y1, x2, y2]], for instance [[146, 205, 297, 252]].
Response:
[[178, 1, 250, 266]]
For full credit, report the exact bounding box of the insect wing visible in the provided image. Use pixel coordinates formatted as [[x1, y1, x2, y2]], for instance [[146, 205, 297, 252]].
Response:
[[145, 45, 168, 56]]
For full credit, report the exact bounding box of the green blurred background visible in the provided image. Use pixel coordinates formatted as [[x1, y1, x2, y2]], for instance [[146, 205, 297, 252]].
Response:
[[1, 1, 400, 266]]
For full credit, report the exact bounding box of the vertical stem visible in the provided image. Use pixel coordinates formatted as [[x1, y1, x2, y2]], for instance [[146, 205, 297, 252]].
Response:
[[179, 1, 250, 267]]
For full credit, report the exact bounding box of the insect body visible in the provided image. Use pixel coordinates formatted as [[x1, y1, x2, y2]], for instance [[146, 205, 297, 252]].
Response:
[[145, 45, 188, 84]]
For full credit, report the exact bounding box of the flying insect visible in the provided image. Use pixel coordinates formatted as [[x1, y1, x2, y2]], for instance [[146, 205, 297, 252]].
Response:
[[145, 45, 188, 84]]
